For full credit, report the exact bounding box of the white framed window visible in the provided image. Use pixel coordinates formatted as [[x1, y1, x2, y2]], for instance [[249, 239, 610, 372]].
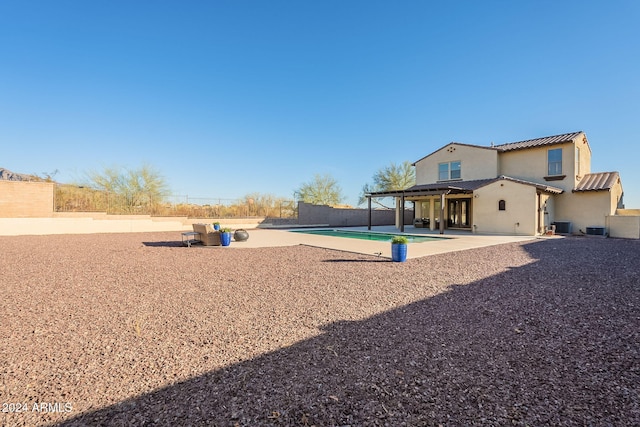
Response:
[[548, 148, 562, 176], [421, 201, 430, 217], [438, 161, 461, 181]]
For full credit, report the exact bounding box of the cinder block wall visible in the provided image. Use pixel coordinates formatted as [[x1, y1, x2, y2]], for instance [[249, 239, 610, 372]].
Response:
[[0, 181, 55, 217], [298, 202, 413, 227]]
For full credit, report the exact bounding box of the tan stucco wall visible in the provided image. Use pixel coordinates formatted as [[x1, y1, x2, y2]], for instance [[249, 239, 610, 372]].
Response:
[[414, 144, 498, 184], [555, 190, 615, 233], [539, 192, 555, 234], [607, 215, 640, 239], [472, 180, 537, 235], [498, 142, 577, 192], [610, 178, 624, 212], [553, 177, 623, 234], [575, 136, 592, 179], [617, 209, 640, 216], [0, 181, 55, 217], [0, 217, 189, 236], [0, 215, 265, 236]]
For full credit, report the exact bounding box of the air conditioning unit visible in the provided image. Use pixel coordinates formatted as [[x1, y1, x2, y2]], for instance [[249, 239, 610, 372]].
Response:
[[586, 226, 606, 236], [552, 221, 572, 234]]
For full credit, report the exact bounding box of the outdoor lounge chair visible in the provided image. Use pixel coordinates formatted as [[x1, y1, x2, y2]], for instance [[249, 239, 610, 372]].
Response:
[[413, 218, 430, 228], [192, 223, 221, 246]]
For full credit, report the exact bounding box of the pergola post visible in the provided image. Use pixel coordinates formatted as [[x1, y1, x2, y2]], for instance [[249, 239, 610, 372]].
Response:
[[367, 196, 372, 230], [439, 192, 446, 234], [400, 193, 405, 233]]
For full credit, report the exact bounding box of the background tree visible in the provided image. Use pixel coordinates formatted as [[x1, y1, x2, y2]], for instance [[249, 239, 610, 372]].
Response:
[[86, 164, 169, 213], [31, 169, 59, 182], [294, 173, 344, 206], [240, 192, 296, 217], [359, 161, 415, 207]]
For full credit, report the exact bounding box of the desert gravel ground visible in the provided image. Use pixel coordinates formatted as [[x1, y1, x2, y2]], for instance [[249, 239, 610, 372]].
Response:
[[0, 232, 638, 426]]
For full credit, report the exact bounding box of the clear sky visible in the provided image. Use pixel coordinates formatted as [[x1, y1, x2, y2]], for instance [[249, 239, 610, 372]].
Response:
[[1, 1, 639, 208]]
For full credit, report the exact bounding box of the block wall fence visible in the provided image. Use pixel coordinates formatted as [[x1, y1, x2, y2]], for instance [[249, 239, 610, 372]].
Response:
[[0, 181, 55, 217], [297, 201, 412, 227], [3, 182, 635, 238]]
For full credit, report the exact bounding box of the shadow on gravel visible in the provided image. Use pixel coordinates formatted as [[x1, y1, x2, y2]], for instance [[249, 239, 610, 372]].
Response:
[[142, 240, 185, 247], [322, 258, 388, 263], [53, 238, 640, 426]]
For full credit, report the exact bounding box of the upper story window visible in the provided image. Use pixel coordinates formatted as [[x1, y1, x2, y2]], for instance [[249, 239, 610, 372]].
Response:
[[548, 148, 562, 176], [438, 161, 461, 181]]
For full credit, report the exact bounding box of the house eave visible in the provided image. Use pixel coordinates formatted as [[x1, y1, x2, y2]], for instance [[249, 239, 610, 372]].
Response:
[[367, 189, 453, 198], [572, 188, 610, 193], [367, 176, 563, 198]]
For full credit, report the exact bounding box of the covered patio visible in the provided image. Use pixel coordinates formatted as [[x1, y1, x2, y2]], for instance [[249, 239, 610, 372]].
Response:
[[365, 180, 495, 233]]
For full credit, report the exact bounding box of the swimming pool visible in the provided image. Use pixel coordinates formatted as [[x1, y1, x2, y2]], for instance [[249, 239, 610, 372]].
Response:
[[290, 229, 443, 243]]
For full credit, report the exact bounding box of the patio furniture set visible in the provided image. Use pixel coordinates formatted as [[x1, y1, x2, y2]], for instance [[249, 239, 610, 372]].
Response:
[[182, 224, 249, 247]]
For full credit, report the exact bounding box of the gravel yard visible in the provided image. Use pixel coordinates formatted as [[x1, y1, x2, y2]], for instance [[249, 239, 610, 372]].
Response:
[[1, 232, 638, 426]]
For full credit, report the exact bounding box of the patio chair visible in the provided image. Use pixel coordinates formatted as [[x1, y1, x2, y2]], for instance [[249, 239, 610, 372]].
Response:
[[413, 218, 430, 228], [192, 223, 221, 246]]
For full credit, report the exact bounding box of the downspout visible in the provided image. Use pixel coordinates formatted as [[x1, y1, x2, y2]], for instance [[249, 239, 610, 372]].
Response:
[[439, 191, 446, 234], [537, 192, 542, 235]]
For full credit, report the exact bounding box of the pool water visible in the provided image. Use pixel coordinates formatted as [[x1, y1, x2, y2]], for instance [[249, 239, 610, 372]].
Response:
[[290, 229, 442, 243]]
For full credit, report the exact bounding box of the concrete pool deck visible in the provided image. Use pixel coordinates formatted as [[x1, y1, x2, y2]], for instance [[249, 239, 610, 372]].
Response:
[[218, 226, 552, 259]]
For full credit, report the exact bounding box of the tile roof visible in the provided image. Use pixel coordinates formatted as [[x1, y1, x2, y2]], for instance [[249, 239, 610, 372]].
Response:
[[413, 131, 586, 164], [574, 172, 620, 192], [367, 180, 490, 197], [494, 131, 583, 152], [369, 176, 563, 197], [404, 178, 496, 193], [494, 175, 564, 194]]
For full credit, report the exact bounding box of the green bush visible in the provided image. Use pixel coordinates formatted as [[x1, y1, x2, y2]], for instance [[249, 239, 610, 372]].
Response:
[[391, 235, 409, 244]]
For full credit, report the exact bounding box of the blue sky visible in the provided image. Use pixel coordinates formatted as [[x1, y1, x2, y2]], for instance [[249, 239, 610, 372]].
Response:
[[1, 1, 639, 208]]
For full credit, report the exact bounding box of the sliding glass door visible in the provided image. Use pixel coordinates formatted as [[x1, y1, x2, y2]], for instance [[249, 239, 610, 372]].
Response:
[[447, 198, 471, 228]]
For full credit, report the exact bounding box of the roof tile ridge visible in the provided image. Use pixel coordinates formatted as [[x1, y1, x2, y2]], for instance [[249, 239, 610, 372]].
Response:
[[494, 130, 583, 147]]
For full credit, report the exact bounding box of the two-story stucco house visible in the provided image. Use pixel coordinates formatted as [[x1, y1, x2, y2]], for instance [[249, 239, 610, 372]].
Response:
[[366, 131, 624, 236]]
